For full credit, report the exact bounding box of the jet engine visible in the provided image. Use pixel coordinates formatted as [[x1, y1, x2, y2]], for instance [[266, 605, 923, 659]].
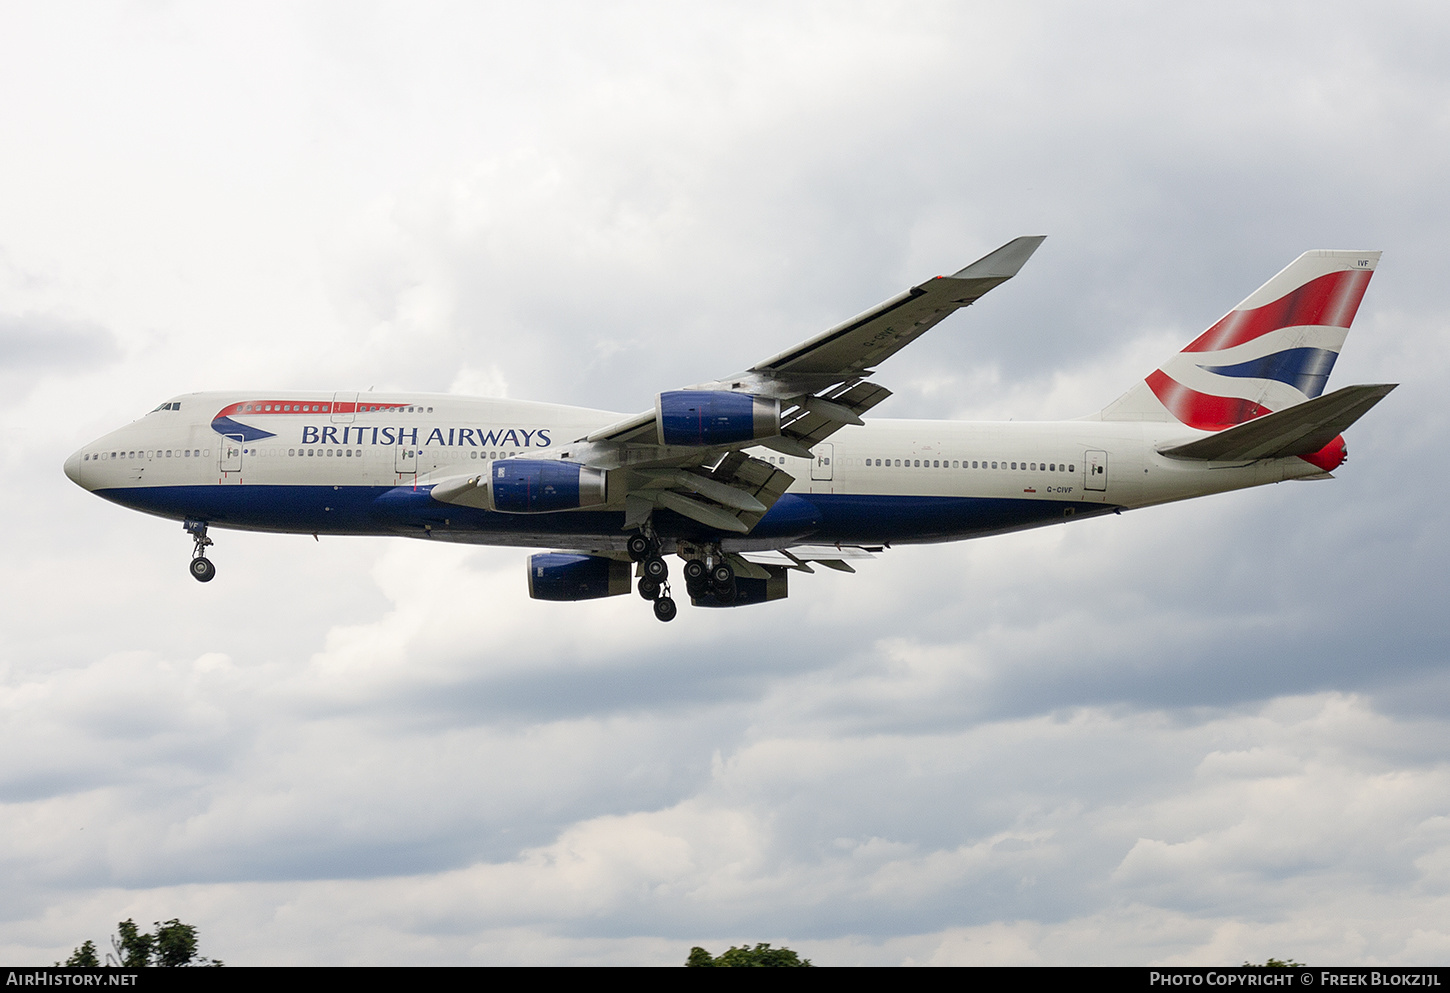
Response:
[[490, 459, 607, 514], [527, 553, 632, 601], [656, 391, 781, 446]]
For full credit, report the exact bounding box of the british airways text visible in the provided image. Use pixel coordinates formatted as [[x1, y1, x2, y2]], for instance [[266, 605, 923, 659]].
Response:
[[298, 426, 552, 448]]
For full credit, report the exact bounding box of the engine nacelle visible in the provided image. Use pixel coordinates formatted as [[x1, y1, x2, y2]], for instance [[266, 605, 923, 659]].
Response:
[[690, 567, 789, 608], [656, 390, 780, 447], [490, 459, 607, 514], [527, 553, 631, 601]]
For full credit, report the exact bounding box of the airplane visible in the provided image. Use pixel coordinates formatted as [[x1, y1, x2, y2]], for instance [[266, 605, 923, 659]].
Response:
[[63, 238, 1396, 622]]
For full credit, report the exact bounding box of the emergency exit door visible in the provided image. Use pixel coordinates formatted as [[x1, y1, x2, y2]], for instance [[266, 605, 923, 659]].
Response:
[[811, 443, 834, 481], [1084, 450, 1107, 491]]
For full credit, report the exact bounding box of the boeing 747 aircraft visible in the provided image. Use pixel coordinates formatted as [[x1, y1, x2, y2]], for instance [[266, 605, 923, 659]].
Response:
[[64, 238, 1395, 621]]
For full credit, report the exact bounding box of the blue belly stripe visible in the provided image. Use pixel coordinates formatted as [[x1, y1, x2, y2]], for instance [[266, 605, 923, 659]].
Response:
[[93, 484, 1119, 545]]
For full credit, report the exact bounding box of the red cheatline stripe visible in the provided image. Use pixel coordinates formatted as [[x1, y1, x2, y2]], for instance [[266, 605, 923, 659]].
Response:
[[1182, 269, 1372, 353], [1145, 370, 1272, 430], [214, 401, 411, 417]]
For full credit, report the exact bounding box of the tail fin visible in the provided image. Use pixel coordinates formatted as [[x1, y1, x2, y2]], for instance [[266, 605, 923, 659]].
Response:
[[1098, 250, 1380, 428]]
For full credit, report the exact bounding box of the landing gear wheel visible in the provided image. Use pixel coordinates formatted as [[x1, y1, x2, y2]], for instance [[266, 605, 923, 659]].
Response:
[[709, 562, 734, 587], [638, 576, 660, 601], [643, 556, 668, 582], [183, 520, 215, 582], [683, 559, 707, 584], [714, 580, 736, 604], [653, 595, 677, 622], [626, 533, 654, 561]]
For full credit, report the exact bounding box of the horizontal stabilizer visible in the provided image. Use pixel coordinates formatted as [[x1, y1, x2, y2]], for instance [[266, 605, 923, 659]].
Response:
[[1158, 383, 1396, 461]]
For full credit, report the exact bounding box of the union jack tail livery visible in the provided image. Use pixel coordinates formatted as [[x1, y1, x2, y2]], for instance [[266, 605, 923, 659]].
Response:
[[1100, 250, 1380, 429]]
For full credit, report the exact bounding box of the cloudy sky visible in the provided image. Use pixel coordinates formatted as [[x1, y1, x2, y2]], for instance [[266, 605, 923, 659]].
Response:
[[2, 1, 1449, 966]]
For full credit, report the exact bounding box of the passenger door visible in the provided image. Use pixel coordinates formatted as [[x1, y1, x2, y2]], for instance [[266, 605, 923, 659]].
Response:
[[395, 444, 418, 483], [811, 443, 834, 481], [331, 391, 358, 424], [219, 436, 244, 482]]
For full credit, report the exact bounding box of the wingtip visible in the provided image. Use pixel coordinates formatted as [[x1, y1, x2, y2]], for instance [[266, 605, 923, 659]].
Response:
[[950, 235, 1047, 280]]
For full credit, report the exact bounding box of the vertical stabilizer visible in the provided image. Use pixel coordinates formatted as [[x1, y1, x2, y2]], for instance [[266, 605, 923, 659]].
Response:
[[1096, 250, 1379, 427]]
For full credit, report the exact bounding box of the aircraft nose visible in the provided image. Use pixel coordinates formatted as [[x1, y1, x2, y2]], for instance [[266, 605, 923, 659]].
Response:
[[63, 448, 87, 489]]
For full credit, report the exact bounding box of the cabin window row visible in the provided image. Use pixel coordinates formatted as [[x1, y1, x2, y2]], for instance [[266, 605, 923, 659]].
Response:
[[861, 459, 1077, 471], [236, 403, 435, 413], [83, 449, 210, 461], [223, 448, 525, 459], [282, 449, 364, 457], [761, 455, 1079, 472]]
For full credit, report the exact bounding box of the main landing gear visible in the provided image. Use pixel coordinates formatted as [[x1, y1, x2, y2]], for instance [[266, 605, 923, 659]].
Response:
[[684, 555, 735, 603], [627, 527, 677, 622], [184, 520, 216, 583], [628, 528, 742, 621]]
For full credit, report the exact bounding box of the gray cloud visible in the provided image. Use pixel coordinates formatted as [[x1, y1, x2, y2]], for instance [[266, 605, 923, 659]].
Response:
[[0, 313, 118, 372]]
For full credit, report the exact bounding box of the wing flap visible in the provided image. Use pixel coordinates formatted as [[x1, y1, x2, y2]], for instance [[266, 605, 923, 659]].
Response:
[[781, 381, 894, 446], [654, 490, 751, 533], [1159, 383, 1397, 461], [630, 453, 795, 533], [741, 543, 880, 573]]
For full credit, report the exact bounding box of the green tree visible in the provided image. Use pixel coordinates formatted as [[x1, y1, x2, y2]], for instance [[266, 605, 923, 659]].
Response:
[[112, 920, 154, 968], [59, 919, 222, 967], [151, 920, 205, 968], [60, 941, 99, 968], [686, 943, 813, 967], [1242, 958, 1306, 968]]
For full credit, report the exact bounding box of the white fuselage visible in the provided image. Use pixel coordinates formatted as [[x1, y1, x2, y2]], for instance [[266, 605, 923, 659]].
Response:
[[65, 391, 1321, 550]]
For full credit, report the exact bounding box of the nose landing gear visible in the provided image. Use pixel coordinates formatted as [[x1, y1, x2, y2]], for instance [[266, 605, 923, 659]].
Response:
[[184, 520, 216, 583]]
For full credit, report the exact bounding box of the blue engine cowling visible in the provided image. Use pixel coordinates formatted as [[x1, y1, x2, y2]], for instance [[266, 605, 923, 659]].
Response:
[[490, 459, 607, 513], [690, 566, 789, 608], [656, 391, 780, 446], [527, 553, 632, 601]]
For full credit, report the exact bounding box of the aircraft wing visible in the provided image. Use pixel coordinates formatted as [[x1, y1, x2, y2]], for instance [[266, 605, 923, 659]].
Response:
[[436, 237, 1045, 535], [585, 235, 1046, 450], [746, 235, 1047, 379]]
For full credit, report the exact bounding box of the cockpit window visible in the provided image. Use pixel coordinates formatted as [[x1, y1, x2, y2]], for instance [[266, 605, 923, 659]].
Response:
[[148, 401, 182, 413]]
